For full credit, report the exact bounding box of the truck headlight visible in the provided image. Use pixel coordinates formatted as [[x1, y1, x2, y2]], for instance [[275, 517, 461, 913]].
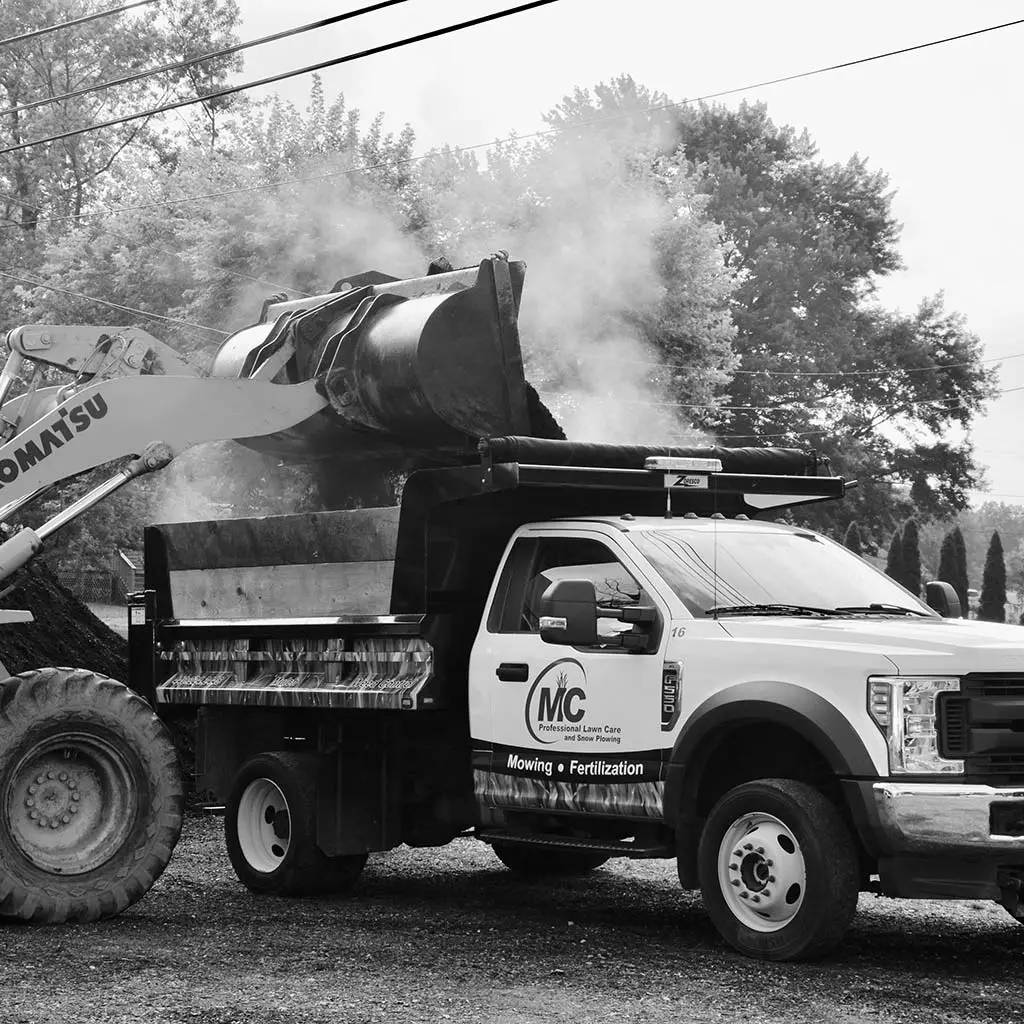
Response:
[[867, 676, 964, 775]]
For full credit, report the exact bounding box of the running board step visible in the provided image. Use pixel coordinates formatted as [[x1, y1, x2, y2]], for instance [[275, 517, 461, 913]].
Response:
[[477, 829, 672, 859]]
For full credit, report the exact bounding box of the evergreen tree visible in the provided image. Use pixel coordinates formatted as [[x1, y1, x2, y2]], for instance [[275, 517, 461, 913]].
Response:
[[979, 530, 1006, 623], [952, 526, 970, 617], [885, 531, 904, 585], [901, 519, 922, 596], [938, 530, 963, 616], [843, 521, 864, 556]]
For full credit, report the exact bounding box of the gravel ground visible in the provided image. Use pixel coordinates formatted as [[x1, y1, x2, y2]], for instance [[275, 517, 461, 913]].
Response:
[[2, 816, 1023, 1024]]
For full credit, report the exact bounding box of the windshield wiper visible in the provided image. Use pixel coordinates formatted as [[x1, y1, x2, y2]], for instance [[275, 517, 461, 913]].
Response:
[[833, 603, 931, 617], [705, 603, 841, 618]]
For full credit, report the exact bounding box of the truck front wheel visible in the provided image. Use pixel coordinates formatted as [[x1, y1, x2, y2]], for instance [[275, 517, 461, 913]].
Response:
[[696, 778, 858, 960], [225, 752, 366, 896], [0, 667, 183, 923]]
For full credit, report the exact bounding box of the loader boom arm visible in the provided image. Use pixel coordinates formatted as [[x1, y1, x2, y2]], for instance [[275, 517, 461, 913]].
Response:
[[0, 375, 327, 507]]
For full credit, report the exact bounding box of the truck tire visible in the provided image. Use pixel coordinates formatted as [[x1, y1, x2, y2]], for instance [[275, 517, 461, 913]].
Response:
[[225, 752, 366, 896], [490, 842, 609, 876], [0, 667, 183, 923], [696, 778, 858, 961]]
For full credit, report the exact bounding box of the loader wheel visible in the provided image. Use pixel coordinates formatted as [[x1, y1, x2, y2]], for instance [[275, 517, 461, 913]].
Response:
[[225, 752, 366, 896], [490, 842, 609, 876], [696, 778, 858, 961], [0, 667, 183, 923]]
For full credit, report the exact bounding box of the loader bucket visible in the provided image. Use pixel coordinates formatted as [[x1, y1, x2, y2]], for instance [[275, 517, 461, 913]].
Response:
[[212, 257, 538, 461]]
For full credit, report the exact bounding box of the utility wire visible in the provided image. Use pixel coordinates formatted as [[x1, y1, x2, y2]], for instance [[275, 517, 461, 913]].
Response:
[[0, 0, 412, 121], [0, 0, 562, 157], [577, 350, 1024, 377], [0, 268, 228, 337], [8, 12, 1021, 231], [539, 384, 1024, 415], [0, 1, 158, 48]]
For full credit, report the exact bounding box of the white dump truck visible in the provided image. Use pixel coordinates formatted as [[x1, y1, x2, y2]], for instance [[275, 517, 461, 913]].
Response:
[[1, 255, 1021, 963]]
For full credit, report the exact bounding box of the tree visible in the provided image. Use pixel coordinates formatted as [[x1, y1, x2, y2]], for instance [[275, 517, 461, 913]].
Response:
[[0, 0, 242, 232], [843, 521, 863, 556], [952, 525, 970, 617], [900, 519, 922, 597], [937, 531, 960, 614], [885, 531, 904, 585], [938, 527, 969, 617], [667, 101, 997, 538], [979, 530, 1006, 623]]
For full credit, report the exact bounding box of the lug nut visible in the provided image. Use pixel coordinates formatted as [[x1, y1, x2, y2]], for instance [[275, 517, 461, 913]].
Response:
[[766, 859, 773, 866], [729, 863, 738, 871], [756, 847, 764, 854], [733, 849, 742, 858], [740, 891, 749, 899], [59, 772, 67, 782], [36, 775, 45, 784], [751, 895, 761, 903], [28, 784, 36, 794], [70, 806, 78, 815], [25, 798, 33, 808], [67, 779, 76, 790], [37, 819, 47, 828], [46, 771, 54, 780], [71, 792, 80, 802], [50, 820, 59, 829], [768, 875, 776, 883], [731, 879, 740, 887], [743, 843, 753, 851], [61, 814, 70, 824], [29, 810, 38, 820]]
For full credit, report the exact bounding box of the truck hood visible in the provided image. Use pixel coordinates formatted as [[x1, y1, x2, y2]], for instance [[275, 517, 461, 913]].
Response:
[[718, 616, 1024, 675]]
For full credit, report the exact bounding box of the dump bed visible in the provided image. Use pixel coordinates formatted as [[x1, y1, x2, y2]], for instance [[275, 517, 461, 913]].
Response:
[[133, 438, 847, 719]]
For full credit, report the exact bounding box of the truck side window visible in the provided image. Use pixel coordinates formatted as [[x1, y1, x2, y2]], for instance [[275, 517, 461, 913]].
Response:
[[502, 537, 648, 634]]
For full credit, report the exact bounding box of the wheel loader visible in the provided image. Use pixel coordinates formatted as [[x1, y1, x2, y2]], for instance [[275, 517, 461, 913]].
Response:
[[0, 254, 550, 922]]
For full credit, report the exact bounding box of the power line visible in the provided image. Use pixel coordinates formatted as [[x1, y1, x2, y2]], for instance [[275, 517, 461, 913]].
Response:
[[0, 0, 412, 121], [0, 268, 228, 337], [577, 350, 1024, 378], [0, 192, 310, 298], [0, 1, 158, 48], [4, 11, 1018, 235], [538, 384, 1024, 416], [0, 0, 563, 157]]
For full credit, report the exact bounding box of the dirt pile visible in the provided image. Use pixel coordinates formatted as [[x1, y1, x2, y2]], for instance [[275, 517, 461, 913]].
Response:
[[0, 563, 128, 680]]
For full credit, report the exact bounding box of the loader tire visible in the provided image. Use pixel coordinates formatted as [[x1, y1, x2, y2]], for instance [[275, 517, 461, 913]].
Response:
[[225, 752, 367, 896], [0, 667, 184, 923]]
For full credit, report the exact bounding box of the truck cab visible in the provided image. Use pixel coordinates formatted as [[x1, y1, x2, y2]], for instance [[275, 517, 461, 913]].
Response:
[[136, 438, 1024, 961]]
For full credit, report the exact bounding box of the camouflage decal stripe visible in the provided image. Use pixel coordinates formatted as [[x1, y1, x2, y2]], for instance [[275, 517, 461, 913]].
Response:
[[156, 634, 433, 710], [473, 770, 664, 820]]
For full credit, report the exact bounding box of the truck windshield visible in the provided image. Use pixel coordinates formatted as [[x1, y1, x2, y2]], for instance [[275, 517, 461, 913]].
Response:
[[631, 527, 937, 618]]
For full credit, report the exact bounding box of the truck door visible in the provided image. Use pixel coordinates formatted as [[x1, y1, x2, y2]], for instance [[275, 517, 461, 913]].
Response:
[[469, 531, 670, 821]]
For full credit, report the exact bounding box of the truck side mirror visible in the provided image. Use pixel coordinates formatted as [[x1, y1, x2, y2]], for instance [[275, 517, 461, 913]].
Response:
[[925, 580, 963, 618], [539, 579, 599, 646]]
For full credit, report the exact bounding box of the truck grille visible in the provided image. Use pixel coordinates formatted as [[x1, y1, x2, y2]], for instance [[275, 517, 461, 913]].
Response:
[[939, 674, 1024, 777]]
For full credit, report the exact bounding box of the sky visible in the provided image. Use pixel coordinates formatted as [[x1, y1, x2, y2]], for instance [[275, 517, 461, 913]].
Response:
[[234, 0, 1024, 506]]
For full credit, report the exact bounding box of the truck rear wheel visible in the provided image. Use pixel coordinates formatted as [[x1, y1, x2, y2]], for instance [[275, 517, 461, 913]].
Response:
[[490, 842, 609, 876], [225, 752, 366, 896], [0, 667, 183, 923], [696, 778, 858, 961]]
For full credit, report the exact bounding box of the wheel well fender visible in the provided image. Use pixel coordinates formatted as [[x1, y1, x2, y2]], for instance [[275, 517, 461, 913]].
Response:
[[665, 681, 876, 883]]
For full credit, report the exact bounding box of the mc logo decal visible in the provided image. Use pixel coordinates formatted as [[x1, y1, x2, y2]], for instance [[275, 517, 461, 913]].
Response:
[[525, 658, 586, 744]]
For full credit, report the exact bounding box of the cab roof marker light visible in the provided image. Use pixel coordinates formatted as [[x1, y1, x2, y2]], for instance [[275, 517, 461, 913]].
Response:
[[644, 456, 723, 473]]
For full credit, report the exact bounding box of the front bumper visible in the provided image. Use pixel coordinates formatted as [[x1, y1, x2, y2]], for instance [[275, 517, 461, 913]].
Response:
[[872, 782, 1024, 854]]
